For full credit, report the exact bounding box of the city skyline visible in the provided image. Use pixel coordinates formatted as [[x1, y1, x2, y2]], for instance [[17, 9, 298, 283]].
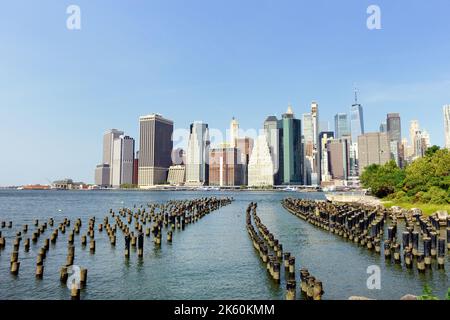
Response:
[[1, 0, 450, 185]]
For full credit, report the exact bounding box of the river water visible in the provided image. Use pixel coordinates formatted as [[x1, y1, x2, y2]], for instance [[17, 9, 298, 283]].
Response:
[[0, 190, 448, 300]]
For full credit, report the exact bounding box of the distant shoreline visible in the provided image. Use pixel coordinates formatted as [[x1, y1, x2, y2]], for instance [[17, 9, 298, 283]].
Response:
[[2, 187, 324, 193]]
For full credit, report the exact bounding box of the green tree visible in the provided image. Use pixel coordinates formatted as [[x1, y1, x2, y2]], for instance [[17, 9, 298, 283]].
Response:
[[360, 161, 405, 198], [404, 149, 450, 199], [425, 145, 440, 157]]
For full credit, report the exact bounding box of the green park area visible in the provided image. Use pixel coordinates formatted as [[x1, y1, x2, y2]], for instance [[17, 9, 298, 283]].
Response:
[[360, 146, 450, 216]]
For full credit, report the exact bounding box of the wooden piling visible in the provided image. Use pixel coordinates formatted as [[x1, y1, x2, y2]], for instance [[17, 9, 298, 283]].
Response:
[[285, 280, 296, 300]]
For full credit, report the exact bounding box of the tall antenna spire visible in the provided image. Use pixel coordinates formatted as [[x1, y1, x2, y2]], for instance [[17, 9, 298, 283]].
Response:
[[353, 83, 359, 105]]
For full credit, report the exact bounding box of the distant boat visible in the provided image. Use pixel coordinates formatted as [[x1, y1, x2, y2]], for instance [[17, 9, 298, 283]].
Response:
[[282, 186, 298, 192], [197, 186, 220, 191]]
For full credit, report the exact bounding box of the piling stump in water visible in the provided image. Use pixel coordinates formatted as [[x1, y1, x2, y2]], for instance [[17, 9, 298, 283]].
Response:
[[124, 234, 130, 258], [89, 239, 95, 253], [306, 277, 315, 300], [417, 254, 426, 273], [447, 228, 450, 251], [423, 238, 432, 268], [313, 280, 323, 300], [80, 268, 88, 287], [288, 257, 295, 278], [285, 280, 296, 300], [60, 266, 68, 283], [24, 238, 30, 252], [437, 238, 445, 269], [70, 283, 80, 300], [81, 235, 87, 246], [137, 232, 144, 258]]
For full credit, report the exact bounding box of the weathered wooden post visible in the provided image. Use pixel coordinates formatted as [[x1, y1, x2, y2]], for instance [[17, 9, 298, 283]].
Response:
[[412, 231, 419, 256], [313, 280, 324, 300], [80, 268, 88, 287], [417, 254, 426, 273], [138, 232, 144, 258], [285, 280, 296, 300], [437, 238, 445, 269], [423, 237, 432, 268], [89, 239, 96, 253], [124, 234, 130, 258]]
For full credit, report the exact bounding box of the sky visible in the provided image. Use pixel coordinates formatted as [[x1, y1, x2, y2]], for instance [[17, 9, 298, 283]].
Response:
[[1, 0, 450, 186]]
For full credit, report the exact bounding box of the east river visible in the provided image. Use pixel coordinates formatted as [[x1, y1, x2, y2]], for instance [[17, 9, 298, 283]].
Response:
[[0, 190, 448, 300]]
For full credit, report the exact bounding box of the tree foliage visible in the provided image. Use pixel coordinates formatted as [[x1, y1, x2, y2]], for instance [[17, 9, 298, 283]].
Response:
[[360, 147, 450, 204]]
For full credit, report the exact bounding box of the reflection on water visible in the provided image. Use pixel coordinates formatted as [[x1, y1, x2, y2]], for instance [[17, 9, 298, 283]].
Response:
[[0, 190, 448, 300]]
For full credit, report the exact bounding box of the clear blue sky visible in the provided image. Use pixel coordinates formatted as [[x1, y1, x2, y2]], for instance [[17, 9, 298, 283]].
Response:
[[1, 0, 449, 186]]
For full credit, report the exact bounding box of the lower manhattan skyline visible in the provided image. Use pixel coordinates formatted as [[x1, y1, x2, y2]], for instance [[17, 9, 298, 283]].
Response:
[[1, 0, 450, 186]]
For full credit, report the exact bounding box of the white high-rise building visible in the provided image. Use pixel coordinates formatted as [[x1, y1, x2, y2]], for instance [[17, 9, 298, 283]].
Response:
[[302, 113, 314, 185], [407, 120, 419, 158], [111, 138, 123, 187], [444, 105, 450, 149], [111, 135, 135, 187], [311, 102, 320, 184], [230, 117, 239, 148], [350, 89, 364, 176], [103, 129, 124, 185], [186, 121, 210, 186], [248, 135, 274, 187]]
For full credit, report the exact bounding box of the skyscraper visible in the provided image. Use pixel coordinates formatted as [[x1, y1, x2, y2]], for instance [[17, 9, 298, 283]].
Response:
[[386, 113, 402, 166], [358, 132, 390, 174], [334, 113, 350, 139], [350, 90, 364, 143], [103, 129, 124, 185], [387, 113, 402, 143], [407, 120, 419, 158], [280, 105, 303, 185], [230, 117, 239, 148], [444, 105, 450, 149], [409, 120, 419, 147], [209, 147, 242, 186], [318, 131, 334, 182], [311, 102, 320, 184], [327, 138, 350, 181], [264, 116, 282, 185], [138, 114, 173, 187], [120, 136, 135, 185], [302, 112, 314, 185], [379, 122, 387, 133], [95, 164, 110, 187], [236, 137, 254, 186], [185, 121, 210, 186], [133, 151, 139, 185], [110, 135, 135, 187], [248, 135, 274, 187]]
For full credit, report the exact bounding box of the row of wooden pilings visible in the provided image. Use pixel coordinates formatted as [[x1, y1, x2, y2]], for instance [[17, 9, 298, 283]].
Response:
[[245, 202, 324, 300], [282, 198, 450, 272], [0, 197, 233, 300], [112, 197, 233, 258]]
